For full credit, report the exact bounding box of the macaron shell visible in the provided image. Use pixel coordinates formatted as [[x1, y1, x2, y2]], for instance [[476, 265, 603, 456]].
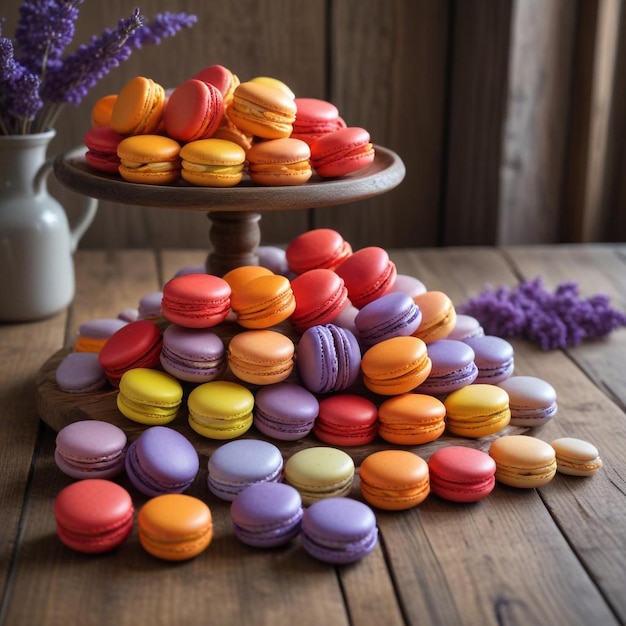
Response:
[[498, 375, 557, 426], [138, 493, 213, 561], [83, 126, 125, 174], [489, 435, 557, 488], [286, 228, 353, 274], [179, 138, 245, 187], [292, 97, 345, 144], [551, 437, 602, 476], [359, 450, 430, 510], [55, 352, 107, 393], [91, 94, 117, 127], [54, 479, 134, 554], [428, 446, 496, 502], [412, 291, 457, 343], [313, 394, 378, 446], [246, 137, 312, 186], [223, 265, 274, 293], [463, 335, 515, 384], [418, 339, 478, 394], [310, 127, 375, 178], [117, 134, 181, 185], [110, 76, 165, 135]]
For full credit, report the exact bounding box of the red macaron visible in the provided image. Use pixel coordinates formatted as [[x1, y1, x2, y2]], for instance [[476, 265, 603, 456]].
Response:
[[313, 394, 378, 446], [83, 126, 126, 174], [335, 246, 397, 309], [310, 126, 375, 178], [286, 228, 353, 275], [163, 78, 224, 143], [292, 97, 346, 145], [290, 268, 349, 332]]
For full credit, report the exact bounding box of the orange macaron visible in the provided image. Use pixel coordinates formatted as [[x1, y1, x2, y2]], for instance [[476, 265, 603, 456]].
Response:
[[110, 76, 165, 136], [246, 137, 312, 186], [117, 135, 181, 185], [179, 138, 246, 187], [412, 291, 457, 343]]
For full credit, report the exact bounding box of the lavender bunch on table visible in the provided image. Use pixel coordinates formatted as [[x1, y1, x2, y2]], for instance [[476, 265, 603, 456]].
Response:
[[0, 1, 197, 135], [460, 277, 626, 350]]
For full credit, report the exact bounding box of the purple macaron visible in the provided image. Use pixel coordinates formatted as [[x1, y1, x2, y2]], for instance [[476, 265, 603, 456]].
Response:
[[296, 323, 361, 394], [230, 482, 303, 548], [160, 324, 226, 383], [55, 352, 108, 393], [448, 314, 485, 341], [137, 291, 163, 320], [301, 497, 378, 564], [354, 292, 422, 347], [55, 420, 127, 479], [463, 335, 514, 384], [207, 439, 284, 501], [125, 426, 199, 496], [418, 339, 478, 395], [254, 383, 319, 441], [498, 375, 558, 427]]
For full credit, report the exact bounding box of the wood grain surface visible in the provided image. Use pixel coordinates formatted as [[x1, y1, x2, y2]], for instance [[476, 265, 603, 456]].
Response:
[[2, 245, 625, 625]]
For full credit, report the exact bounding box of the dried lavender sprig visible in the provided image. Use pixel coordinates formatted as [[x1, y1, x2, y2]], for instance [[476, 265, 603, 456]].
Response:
[[460, 277, 626, 350], [127, 11, 198, 48]]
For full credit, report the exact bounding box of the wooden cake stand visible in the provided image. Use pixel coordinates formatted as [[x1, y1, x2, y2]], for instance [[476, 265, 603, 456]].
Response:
[[53, 145, 406, 275], [42, 146, 524, 463]]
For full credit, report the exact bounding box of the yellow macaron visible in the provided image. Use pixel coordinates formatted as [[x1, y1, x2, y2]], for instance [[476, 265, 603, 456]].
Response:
[[179, 138, 246, 187]]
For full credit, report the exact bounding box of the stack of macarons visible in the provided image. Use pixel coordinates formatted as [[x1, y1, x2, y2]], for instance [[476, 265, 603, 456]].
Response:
[[85, 65, 377, 186]]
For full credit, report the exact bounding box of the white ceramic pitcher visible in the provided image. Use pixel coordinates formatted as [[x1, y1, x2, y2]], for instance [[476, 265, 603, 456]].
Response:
[[0, 130, 97, 321]]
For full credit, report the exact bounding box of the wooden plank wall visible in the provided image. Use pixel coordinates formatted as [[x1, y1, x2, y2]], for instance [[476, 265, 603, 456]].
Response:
[[3, 0, 624, 249]]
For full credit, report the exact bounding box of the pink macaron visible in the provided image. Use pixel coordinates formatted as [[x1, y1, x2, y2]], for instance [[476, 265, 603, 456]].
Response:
[[83, 126, 126, 174], [291, 97, 346, 145], [310, 126, 375, 178]]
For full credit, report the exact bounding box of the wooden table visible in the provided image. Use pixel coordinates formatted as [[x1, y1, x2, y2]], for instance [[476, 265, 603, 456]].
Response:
[[1, 245, 625, 626]]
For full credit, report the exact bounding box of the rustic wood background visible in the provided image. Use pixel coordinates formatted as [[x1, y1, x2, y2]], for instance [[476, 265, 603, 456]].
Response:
[[4, 0, 625, 250]]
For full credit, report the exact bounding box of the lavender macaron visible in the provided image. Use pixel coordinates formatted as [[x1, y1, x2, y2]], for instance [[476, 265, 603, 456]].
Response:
[[230, 482, 303, 548], [354, 292, 422, 347], [254, 383, 319, 441], [301, 497, 378, 564], [55, 351, 108, 393], [55, 420, 127, 479], [125, 426, 199, 496], [207, 439, 284, 501], [296, 323, 361, 394], [463, 335, 514, 384], [498, 375, 558, 427], [419, 339, 478, 395], [160, 324, 226, 383]]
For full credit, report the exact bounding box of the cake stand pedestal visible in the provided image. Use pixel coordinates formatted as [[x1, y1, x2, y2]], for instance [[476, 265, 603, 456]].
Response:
[[53, 145, 406, 275]]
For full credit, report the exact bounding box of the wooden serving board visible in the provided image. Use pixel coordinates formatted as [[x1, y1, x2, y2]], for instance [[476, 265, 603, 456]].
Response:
[[36, 346, 527, 466]]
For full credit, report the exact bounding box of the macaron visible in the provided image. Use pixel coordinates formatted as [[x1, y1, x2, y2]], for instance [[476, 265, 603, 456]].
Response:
[[110, 76, 165, 135], [253, 382, 319, 441], [161, 273, 232, 329], [291, 97, 346, 145], [117, 368, 183, 426], [389, 273, 427, 298], [229, 80, 297, 139], [448, 314, 485, 341], [163, 78, 224, 142], [360, 335, 432, 396], [207, 439, 284, 501], [313, 394, 378, 446], [310, 126, 375, 178], [285, 228, 352, 275], [138, 493, 213, 561], [412, 291, 457, 344], [74, 317, 128, 353], [335, 246, 397, 309], [187, 380, 255, 439], [222, 265, 274, 294], [137, 291, 163, 320], [179, 138, 246, 187], [257, 245, 291, 276], [290, 268, 349, 332], [377, 392, 446, 445], [55, 351, 108, 393], [117, 134, 181, 185], [301, 497, 378, 564], [444, 383, 511, 438], [498, 376, 558, 427], [54, 479, 134, 554], [230, 482, 303, 548], [54, 420, 127, 479], [159, 324, 226, 383], [229, 273, 296, 329], [296, 323, 362, 394], [193, 64, 240, 110], [489, 434, 557, 488], [551, 437, 602, 476], [428, 446, 497, 503], [354, 291, 423, 347], [227, 329, 295, 385], [246, 137, 312, 186], [248, 76, 296, 99], [463, 335, 515, 384], [125, 426, 199, 496], [91, 93, 117, 127], [283, 446, 355, 506], [83, 126, 125, 174], [359, 450, 430, 510], [418, 339, 478, 395], [97, 319, 163, 387]]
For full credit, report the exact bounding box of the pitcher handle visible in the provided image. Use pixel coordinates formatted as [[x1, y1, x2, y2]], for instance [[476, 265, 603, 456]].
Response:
[[35, 149, 98, 253]]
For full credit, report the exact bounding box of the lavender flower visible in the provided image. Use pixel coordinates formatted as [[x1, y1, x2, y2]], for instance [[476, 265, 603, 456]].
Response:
[[0, 3, 197, 134], [460, 277, 626, 350]]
